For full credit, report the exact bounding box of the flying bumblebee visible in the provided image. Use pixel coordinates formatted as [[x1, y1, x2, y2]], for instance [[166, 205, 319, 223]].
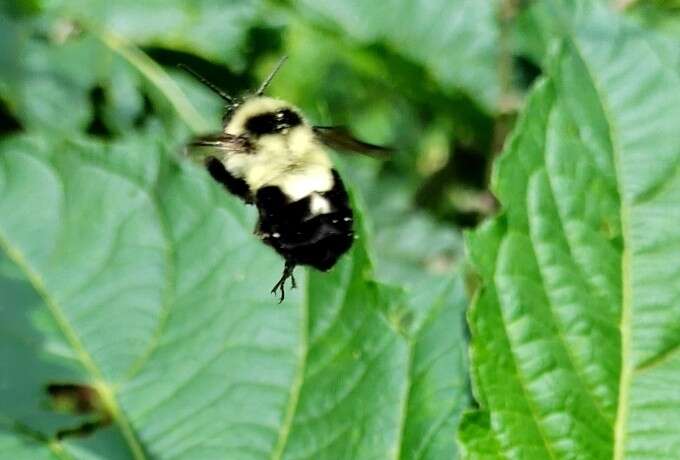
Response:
[[181, 57, 390, 301]]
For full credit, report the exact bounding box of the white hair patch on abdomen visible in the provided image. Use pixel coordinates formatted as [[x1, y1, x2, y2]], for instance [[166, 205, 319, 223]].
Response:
[[277, 166, 333, 201], [309, 193, 332, 215]]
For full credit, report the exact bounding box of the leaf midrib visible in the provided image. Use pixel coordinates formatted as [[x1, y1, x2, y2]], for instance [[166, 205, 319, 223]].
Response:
[[269, 270, 310, 460], [0, 221, 147, 460], [397, 279, 463, 460], [560, 33, 632, 460]]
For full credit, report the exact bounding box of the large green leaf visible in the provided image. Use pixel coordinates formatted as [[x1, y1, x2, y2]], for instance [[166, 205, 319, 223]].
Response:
[[0, 130, 468, 459], [459, 1, 680, 458]]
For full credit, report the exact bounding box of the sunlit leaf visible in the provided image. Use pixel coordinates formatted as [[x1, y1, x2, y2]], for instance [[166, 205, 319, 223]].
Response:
[[460, 1, 680, 458], [0, 131, 468, 459]]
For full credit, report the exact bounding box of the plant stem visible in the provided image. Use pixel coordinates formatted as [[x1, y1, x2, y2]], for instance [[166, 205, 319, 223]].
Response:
[[86, 23, 209, 134]]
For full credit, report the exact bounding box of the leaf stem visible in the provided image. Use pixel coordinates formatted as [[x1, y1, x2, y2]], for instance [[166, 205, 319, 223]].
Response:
[[94, 381, 147, 460], [497, 0, 521, 113], [85, 23, 209, 134], [614, 236, 632, 460]]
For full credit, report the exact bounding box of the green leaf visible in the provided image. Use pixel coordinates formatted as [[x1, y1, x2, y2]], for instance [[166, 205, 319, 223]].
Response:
[[292, 0, 501, 112], [460, 1, 680, 458], [0, 131, 468, 459]]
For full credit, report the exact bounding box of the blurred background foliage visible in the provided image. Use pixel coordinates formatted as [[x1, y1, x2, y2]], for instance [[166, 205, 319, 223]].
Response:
[[0, 0, 667, 294]]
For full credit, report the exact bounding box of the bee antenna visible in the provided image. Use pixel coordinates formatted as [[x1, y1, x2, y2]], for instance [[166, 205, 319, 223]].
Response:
[[255, 56, 288, 96], [177, 64, 234, 104]]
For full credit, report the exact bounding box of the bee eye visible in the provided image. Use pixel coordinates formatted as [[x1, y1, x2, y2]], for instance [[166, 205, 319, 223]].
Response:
[[278, 109, 301, 126], [244, 109, 302, 135]]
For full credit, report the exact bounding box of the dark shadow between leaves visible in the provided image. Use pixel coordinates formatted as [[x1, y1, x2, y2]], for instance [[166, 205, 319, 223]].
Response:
[[0, 98, 22, 136]]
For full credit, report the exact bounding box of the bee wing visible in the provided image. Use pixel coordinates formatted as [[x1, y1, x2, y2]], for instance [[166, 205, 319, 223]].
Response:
[[184, 133, 253, 163], [313, 126, 392, 159], [188, 133, 252, 153]]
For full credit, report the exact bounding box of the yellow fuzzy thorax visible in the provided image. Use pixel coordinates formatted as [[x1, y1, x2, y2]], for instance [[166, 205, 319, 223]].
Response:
[[221, 96, 334, 200]]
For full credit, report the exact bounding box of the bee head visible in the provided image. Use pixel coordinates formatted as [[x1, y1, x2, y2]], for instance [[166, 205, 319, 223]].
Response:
[[179, 56, 288, 128], [224, 97, 304, 137]]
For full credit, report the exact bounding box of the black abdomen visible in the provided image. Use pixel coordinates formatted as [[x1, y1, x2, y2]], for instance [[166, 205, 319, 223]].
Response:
[[255, 170, 354, 271]]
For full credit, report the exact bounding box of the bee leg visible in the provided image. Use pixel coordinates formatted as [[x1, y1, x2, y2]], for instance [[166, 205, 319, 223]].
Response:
[[204, 157, 253, 204], [271, 261, 296, 303], [270, 278, 285, 303]]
